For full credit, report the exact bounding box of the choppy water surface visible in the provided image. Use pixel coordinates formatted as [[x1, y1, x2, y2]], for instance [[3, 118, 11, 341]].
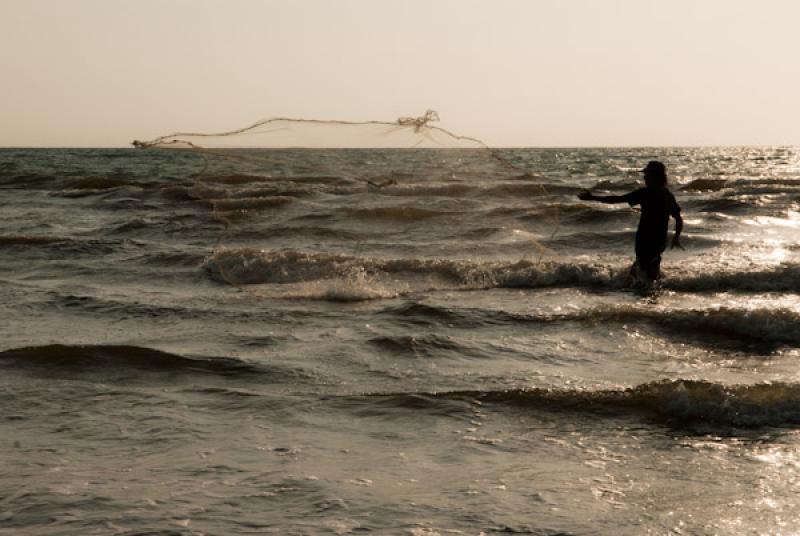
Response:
[[2, 146, 800, 534]]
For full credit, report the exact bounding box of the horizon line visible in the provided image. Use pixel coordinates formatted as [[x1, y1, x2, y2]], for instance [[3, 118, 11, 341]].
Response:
[[1, 143, 798, 150]]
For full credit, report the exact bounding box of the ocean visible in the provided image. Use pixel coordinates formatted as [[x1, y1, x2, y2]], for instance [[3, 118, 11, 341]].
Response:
[[2, 146, 800, 535]]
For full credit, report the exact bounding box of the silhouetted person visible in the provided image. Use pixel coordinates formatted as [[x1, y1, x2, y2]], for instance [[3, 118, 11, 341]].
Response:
[[578, 160, 683, 282]]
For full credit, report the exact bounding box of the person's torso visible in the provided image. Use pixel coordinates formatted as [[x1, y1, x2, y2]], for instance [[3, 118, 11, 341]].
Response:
[[635, 187, 675, 245]]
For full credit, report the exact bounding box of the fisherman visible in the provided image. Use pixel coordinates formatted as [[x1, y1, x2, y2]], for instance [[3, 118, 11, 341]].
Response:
[[578, 160, 683, 282]]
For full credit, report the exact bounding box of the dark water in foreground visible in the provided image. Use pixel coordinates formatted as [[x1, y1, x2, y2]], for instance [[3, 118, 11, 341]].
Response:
[[2, 147, 800, 535]]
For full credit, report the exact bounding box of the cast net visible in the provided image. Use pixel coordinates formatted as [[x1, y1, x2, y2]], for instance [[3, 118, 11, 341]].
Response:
[[134, 110, 559, 300]]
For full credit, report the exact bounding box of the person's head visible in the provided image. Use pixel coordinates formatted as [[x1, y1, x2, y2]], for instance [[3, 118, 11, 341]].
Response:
[[642, 161, 667, 187]]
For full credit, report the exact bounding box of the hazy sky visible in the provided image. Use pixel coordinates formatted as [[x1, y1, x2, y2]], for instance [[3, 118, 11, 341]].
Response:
[[2, 0, 799, 147]]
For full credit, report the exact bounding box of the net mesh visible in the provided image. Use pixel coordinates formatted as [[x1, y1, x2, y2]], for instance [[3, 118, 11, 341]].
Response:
[[134, 110, 485, 150], [134, 110, 558, 297]]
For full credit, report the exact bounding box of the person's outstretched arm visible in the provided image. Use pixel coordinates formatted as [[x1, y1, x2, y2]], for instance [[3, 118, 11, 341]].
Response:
[[578, 191, 629, 204]]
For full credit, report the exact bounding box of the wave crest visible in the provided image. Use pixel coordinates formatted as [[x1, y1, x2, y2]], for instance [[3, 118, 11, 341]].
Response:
[[0, 235, 70, 246], [344, 206, 456, 221], [669, 263, 800, 292], [506, 305, 800, 347], [204, 248, 619, 290], [0, 344, 261, 376], [204, 249, 800, 301], [374, 380, 800, 427]]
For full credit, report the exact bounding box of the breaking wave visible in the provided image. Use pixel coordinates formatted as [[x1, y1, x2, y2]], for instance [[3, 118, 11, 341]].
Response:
[[519, 305, 800, 347], [669, 263, 800, 292], [204, 248, 800, 297], [203, 248, 621, 289], [366, 380, 800, 427], [378, 302, 800, 346]]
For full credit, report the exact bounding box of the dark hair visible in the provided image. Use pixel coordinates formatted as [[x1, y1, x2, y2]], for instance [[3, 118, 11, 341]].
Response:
[[644, 160, 667, 186]]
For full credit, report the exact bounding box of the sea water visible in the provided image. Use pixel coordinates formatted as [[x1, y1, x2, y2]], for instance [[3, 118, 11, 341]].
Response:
[[1, 146, 800, 534]]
